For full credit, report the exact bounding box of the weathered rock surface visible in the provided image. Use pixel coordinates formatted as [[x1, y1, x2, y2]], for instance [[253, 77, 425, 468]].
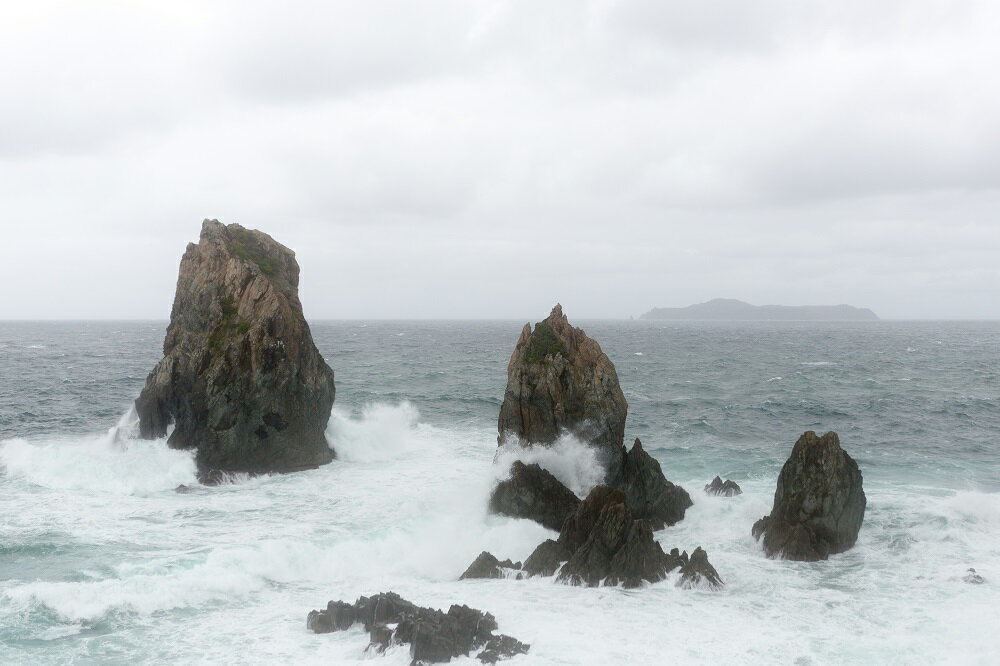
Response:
[[752, 431, 866, 561], [705, 476, 743, 496], [677, 546, 724, 589], [521, 539, 571, 577], [307, 592, 528, 664], [459, 551, 521, 580], [135, 220, 335, 479], [555, 487, 685, 587], [488, 461, 581, 531], [607, 438, 692, 528], [497, 304, 628, 459]]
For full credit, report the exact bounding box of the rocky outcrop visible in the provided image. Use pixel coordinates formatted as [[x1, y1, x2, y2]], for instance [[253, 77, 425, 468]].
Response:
[[497, 305, 627, 459], [963, 568, 985, 584], [607, 438, 692, 528], [135, 220, 335, 479], [677, 547, 724, 589], [459, 551, 521, 580], [307, 592, 528, 664], [752, 431, 866, 561], [705, 476, 742, 496], [521, 539, 571, 577], [488, 461, 581, 531], [516, 485, 715, 589]]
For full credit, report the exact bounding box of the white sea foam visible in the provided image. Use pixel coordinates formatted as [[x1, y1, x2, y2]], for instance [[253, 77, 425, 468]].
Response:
[[494, 434, 606, 497]]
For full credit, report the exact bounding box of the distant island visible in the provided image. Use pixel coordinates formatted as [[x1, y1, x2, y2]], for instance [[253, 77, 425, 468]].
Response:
[[640, 299, 879, 321]]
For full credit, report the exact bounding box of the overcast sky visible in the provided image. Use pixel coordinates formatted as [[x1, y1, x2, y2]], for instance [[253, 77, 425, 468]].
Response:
[[2, 1, 998, 320]]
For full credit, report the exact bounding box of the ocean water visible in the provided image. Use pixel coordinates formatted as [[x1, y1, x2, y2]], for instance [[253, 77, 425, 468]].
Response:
[[1, 320, 998, 665]]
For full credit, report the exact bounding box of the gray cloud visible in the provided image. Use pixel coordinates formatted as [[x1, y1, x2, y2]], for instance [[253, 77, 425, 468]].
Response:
[[0, 0, 998, 319]]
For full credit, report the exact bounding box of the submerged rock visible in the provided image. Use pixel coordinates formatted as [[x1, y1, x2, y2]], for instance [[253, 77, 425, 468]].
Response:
[[704, 476, 742, 497], [135, 220, 335, 479], [488, 461, 581, 531], [963, 568, 985, 584], [307, 592, 528, 664], [497, 304, 628, 460], [607, 438, 692, 528], [752, 431, 866, 561], [459, 551, 521, 580]]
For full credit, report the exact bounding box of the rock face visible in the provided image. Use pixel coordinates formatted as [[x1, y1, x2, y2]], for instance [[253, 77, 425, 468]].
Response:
[[307, 592, 528, 664], [705, 476, 743, 496], [752, 431, 866, 561], [497, 304, 627, 459], [135, 220, 335, 478], [607, 438, 692, 528], [488, 461, 581, 531]]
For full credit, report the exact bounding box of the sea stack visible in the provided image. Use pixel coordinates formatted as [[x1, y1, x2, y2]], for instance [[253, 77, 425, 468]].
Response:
[[752, 431, 866, 561], [135, 219, 335, 479], [497, 304, 627, 459]]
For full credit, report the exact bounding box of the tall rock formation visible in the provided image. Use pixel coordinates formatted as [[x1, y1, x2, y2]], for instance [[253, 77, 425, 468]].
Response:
[[135, 219, 335, 478], [497, 304, 627, 459], [752, 431, 866, 561]]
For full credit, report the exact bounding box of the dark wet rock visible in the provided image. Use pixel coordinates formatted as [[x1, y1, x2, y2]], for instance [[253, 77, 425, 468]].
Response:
[[752, 431, 866, 561], [522, 539, 572, 577], [607, 438, 692, 528], [677, 546, 724, 589], [558, 486, 627, 552], [963, 568, 985, 584], [174, 484, 194, 494], [136, 220, 335, 478], [306, 600, 356, 633], [307, 592, 527, 664], [488, 461, 581, 531], [497, 304, 628, 460], [478, 635, 531, 663], [460, 551, 520, 580], [555, 486, 686, 588], [705, 475, 743, 497]]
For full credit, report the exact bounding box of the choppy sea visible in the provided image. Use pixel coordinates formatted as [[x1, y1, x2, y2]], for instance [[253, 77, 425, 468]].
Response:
[[1, 320, 998, 665]]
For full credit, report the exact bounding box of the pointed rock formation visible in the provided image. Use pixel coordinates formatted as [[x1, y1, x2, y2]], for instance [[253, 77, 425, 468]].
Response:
[[607, 438, 692, 528], [488, 461, 581, 531], [752, 431, 866, 561], [135, 220, 335, 479], [705, 476, 742, 496], [459, 551, 521, 580], [677, 547, 724, 589], [497, 304, 627, 459]]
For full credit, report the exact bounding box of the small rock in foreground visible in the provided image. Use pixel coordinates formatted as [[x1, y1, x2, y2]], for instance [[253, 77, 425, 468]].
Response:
[[307, 592, 528, 664], [963, 568, 985, 584], [704, 476, 742, 496], [677, 546, 725, 589]]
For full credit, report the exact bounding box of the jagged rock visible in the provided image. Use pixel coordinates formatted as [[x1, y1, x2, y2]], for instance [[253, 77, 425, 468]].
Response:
[[558, 486, 627, 552], [488, 461, 581, 531], [460, 551, 520, 580], [497, 304, 628, 460], [963, 568, 985, 584], [478, 635, 531, 663], [705, 476, 743, 496], [607, 438, 692, 528], [555, 486, 684, 588], [136, 220, 335, 479], [677, 546, 724, 589], [307, 592, 528, 664], [522, 539, 572, 577], [752, 431, 866, 561]]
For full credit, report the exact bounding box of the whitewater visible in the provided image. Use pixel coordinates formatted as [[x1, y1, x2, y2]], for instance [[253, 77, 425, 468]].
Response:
[[2, 320, 998, 664]]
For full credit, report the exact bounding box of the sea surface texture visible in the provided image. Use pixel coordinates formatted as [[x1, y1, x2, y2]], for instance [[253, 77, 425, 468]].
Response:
[[1, 320, 998, 665]]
